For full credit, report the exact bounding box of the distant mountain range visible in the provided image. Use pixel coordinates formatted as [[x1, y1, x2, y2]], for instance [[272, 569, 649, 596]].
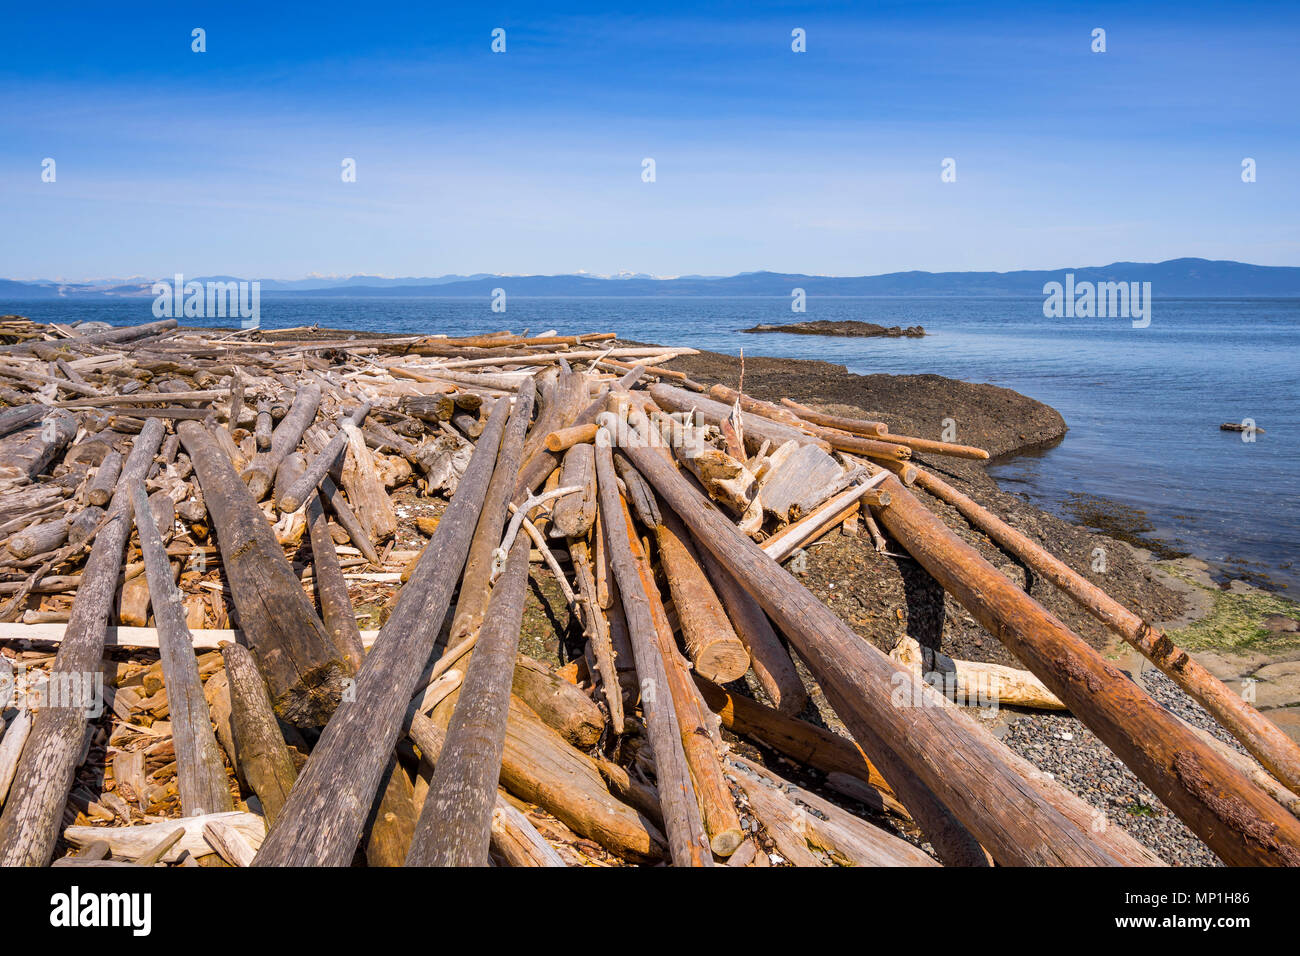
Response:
[[3, 259, 1299, 299]]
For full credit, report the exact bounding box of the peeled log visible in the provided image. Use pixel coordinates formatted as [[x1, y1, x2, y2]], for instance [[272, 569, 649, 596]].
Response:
[[908, 464, 1300, 800], [512, 655, 604, 750], [872, 474, 1300, 866], [655, 508, 750, 684], [694, 543, 806, 716], [693, 676, 904, 817], [595, 439, 712, 867], [620, 500, 745, 857]]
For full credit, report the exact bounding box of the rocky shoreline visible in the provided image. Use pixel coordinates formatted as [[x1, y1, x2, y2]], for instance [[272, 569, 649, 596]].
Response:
[[742, 319, 926, 338]]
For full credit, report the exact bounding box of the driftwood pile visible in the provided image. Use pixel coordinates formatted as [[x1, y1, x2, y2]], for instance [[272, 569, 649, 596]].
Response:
[[0, 316, 1298, 867]]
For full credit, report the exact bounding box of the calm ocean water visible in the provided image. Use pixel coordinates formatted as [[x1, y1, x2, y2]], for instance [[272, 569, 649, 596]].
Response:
[[5, 295, 1297, 592]]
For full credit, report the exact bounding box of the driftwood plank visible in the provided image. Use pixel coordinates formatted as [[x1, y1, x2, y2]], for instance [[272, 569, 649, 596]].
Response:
[[131, 481, 232, 816]]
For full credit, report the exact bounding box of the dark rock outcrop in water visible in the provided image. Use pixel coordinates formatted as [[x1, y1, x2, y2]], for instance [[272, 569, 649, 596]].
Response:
[[742, 320, 925, 338]]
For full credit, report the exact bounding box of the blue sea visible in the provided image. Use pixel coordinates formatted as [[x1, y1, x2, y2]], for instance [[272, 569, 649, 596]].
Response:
[[5, 295, 1297, 592]]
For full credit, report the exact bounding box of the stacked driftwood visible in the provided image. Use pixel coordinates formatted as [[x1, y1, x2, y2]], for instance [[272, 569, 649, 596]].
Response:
[[0, 317, 1298, 868]]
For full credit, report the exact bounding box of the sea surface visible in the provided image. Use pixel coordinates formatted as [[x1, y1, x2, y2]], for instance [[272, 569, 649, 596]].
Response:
[[5, 295, 1297, 592]]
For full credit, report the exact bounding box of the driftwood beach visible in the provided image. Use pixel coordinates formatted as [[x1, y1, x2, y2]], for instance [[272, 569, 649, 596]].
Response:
[[0, 316, 1297, 868]]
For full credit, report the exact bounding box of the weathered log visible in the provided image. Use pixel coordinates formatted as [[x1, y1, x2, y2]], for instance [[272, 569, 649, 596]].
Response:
[[0, 418, 165, 866], [251, 399, 510, 866], [890, 635, 1066, 711], [511, 367, 640, 501], [0, 707, 33, 807], [62, 810, 264, 863], [0, 412, 77, 482], [177, 420, 346, 727], [340, 419, 397, 542], [779, 398, 886, 435], [512, 655, 604, 749], [569, 538, 624, 733], [6, 517, 70, 561], [872, 474, 1300, 866], [318, 475, 380, 566], [0, 318, 178, 356], [272, 451, 307, 512], [616, 423, 1124, 866], [445, 386, 538, 650], [0, 405, 46, 439], [306, 493, 364, 673], [86, 450, 123, 507], [408, 381, 537, 866], [131, 481, 232, 816], [406, 530, 532, 866], [254, 397, 272, 450], [242, 384, 321, 501], [693, 676, 904, 815], [521, 367, 587, 468], [219, 641, 298, 826], [549, 443, 596, 539], [910, 465, 1300, 798], [761, 473, 889, 562], [594, 438, 713, 866], [227, 367, 246, 430], [277, 403, 371, 513], [490, 801, 566, 867], [410, 701, 663, 862], [727, 756, 937, 867], [707, 384, 810, 430], [649, 383, 826, 457]]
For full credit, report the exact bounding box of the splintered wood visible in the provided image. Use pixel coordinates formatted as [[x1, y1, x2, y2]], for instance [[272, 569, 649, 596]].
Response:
[[0, 315, 1297, 868]]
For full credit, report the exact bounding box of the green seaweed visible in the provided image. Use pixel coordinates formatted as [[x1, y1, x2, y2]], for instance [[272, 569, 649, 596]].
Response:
[[1160, 563, 1300, 654]]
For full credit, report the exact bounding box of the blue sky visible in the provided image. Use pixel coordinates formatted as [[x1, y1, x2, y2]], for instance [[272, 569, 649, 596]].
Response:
[[1, 1, 1297, 280]]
